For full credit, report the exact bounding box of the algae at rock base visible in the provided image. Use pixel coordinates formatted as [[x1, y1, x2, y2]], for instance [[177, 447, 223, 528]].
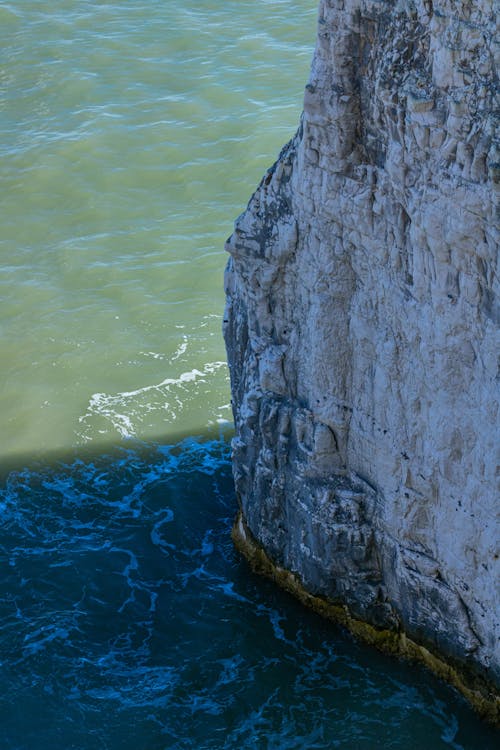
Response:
[[224, 0, 499, 724]]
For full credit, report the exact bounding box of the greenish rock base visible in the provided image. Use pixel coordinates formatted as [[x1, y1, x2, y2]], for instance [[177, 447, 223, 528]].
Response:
[[232, 512, 500, 726]]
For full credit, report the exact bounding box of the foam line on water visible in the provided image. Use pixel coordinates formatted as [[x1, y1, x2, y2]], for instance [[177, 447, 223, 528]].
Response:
[[77, 361, 228, 439]]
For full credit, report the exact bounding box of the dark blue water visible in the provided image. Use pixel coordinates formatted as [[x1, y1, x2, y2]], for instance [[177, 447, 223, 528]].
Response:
[[0, 438, 497, 749]]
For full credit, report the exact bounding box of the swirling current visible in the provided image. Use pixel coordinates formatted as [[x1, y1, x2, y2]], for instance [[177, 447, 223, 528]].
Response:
[[0, 439, 498, 749]]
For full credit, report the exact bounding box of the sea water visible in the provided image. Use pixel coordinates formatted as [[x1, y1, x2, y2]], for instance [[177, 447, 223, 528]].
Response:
[[0, 2, 497, 748]]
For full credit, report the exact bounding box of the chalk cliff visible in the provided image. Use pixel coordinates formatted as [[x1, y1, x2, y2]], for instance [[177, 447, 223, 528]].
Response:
[[223, 0, 499, 720]]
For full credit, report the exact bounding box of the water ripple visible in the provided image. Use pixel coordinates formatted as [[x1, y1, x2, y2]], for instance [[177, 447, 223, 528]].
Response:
[[0, 439, 497, 749], [0, 0, 315, 456]]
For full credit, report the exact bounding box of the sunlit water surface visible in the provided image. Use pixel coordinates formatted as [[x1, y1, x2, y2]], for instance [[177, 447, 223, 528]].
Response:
[[0, 2, 498, 748], [1, 0, 316, 455]]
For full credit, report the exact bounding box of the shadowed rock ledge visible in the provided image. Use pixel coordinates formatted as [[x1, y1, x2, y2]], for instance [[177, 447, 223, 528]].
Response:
[[223, 0, 499, 722]]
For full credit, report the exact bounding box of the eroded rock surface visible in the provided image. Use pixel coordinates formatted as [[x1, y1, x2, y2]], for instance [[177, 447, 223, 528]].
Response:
[[224, 0, 499, 716]]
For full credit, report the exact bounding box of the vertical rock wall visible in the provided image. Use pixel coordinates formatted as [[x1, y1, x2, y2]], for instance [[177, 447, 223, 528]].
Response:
[[223, 0, 499, 719]]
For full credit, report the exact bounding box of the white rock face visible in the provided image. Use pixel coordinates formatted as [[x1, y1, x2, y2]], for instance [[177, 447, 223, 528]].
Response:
[[224, 0, 499, 710]]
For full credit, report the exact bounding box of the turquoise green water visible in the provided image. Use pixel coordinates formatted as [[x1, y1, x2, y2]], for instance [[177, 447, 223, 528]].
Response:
[[1, 3, 498, 748], [1, 0, 315, 456]]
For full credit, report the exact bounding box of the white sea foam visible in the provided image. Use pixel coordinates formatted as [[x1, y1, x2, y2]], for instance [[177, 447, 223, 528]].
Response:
[[77, 361, 228, 440]]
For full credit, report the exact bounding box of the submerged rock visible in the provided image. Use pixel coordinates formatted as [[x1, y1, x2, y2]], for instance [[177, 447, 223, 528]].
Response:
[[223, 0, 499, 722]]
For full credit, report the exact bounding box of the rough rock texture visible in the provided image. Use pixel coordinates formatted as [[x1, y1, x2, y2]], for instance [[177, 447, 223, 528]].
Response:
[[223, 0, 499, 719]]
